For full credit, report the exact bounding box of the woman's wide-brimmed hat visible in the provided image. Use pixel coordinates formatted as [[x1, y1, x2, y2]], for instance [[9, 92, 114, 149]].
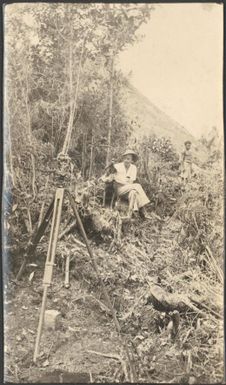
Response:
[[122, 149, 138, 162]]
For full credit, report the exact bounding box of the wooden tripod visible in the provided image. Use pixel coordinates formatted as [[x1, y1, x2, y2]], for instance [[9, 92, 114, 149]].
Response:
[[22, 184, 136, 381], [33, 187, 93, 363]]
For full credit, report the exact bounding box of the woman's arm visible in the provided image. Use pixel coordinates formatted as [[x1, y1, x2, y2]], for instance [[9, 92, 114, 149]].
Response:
[[99, 163, 116, 182]]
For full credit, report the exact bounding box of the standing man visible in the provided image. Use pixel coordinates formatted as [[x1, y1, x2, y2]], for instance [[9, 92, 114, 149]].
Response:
[[180, 140, 193, 183]]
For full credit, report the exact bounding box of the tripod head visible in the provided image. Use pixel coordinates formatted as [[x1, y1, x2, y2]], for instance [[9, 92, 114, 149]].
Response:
[[55, 152, 75, 187]]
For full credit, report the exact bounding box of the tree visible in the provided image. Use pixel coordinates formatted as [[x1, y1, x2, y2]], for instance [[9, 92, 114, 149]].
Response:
[[3, 3, 153, 248]]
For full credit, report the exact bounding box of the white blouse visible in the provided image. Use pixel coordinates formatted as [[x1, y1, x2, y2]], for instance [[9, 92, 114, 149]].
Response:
[[114, 162, 137, 185]]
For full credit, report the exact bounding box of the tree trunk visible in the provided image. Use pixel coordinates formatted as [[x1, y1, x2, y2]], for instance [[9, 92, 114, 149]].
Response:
[[88, 129, 94, 179], [23, 49, 36, 200], [105, 53, 114, 166], [61, 29, 86, 156], [143, 146, 151, 184], [82, 128, 88, 179], [38, 175, 49, 227]]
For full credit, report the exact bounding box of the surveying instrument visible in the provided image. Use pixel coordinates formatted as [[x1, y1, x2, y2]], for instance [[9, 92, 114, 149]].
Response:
[[32, 186, 87, 363], [15, 153, 109, 363]]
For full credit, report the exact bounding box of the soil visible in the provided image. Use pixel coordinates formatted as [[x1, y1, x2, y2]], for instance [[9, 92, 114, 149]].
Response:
[[4, 270, 122, 383], [3, 213, 224, 384]]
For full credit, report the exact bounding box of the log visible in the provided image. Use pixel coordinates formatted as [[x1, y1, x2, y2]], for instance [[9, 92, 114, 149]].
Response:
[[147, 284, 188, 312], [147, 284, 205, 316]]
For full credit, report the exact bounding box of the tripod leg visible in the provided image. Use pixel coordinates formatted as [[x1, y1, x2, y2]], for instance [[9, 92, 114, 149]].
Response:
[[33, 188, 64, 363], [67, 192, 121, 328], [30, 199, 55, 250], [16, 199, 55, 281], [33, 286, 48, 363]]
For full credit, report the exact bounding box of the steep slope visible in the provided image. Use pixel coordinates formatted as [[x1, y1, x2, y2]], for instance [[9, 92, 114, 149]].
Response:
[[121, 83, 207, 160]]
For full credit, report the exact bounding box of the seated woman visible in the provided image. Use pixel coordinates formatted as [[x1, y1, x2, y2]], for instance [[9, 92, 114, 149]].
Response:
[[102, 149, 150, 219]]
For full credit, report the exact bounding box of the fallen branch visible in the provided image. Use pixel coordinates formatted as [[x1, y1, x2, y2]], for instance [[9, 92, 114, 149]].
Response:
[[87, 350, 129, 382], [71, 235, 86, 249], [59, 220, 77, 240], [86, 349, 121, 360], [189, 296, 222, 320], [205, 245, 223, 284], [88, 294, 111, 315]]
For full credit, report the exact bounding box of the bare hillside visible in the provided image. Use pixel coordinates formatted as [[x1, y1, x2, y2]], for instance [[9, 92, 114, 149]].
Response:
[[121, 84, 208, 161]]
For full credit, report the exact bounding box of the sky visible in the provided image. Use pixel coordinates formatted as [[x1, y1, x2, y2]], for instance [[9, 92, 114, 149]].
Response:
[[118, 3, 223, 138]]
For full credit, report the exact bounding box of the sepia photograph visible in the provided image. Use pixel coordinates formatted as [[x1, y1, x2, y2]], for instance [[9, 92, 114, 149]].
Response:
[[2, 2, 224, 383]]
